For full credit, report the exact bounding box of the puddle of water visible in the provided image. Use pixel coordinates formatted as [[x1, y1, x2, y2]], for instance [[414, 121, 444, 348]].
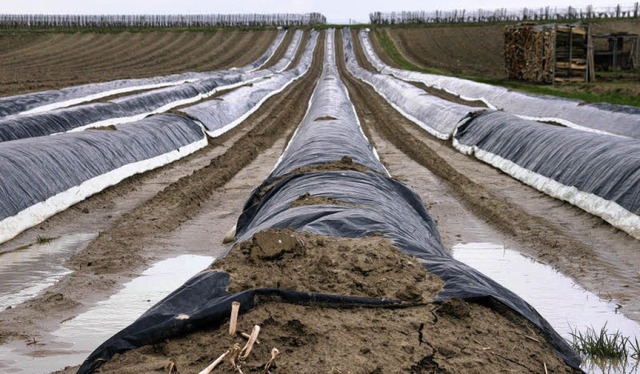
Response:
[[0, 233, 97, 310], [453, 242, 640, 374], [0, 254, 215, 373]]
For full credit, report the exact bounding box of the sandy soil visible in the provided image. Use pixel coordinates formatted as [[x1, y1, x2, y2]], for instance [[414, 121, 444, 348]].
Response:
[[0, 29, 277, 96], [339, 32, 640, 323], [92, 230, 577, 374]]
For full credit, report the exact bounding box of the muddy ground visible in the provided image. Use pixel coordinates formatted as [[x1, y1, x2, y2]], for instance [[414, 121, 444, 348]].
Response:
[[0, 27, 637, 373], [93, 230, 577, 374]]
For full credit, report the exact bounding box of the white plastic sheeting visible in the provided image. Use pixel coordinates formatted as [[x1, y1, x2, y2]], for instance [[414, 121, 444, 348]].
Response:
[[342, 29, 473, 140], [453, 111, 640, 239], [182, 30, 319, 138], [271, 29, 304, 72], [358, 30, 640, 139], [0, 114, 207, 244], [0, 29, 288, 118]]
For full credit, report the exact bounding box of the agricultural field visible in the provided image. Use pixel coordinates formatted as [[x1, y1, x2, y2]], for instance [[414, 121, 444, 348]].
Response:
[[0, 19, 638, 374]]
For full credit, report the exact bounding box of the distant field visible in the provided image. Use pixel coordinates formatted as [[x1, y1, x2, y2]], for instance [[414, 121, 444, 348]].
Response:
[[0, 29, 277, 96]]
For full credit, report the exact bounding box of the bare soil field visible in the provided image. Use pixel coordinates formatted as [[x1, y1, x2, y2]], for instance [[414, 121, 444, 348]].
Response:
[[0, 26, 637, 373], [0, 29, 277, 96]]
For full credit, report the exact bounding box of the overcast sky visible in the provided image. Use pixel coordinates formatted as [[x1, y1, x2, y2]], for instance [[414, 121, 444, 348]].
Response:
[[2, 0, 631, 23]]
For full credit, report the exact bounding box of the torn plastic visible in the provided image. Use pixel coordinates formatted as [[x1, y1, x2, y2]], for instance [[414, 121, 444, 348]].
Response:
[[0, 29, 287, 118], [77, 29, 580, 374], [454, 111, 640, 239], [359, 29, 640, 139], [342, 29, 473, 140], [181, 30, 319, 137], [0, 31, 302, 142], [0, 114, 207, 244]]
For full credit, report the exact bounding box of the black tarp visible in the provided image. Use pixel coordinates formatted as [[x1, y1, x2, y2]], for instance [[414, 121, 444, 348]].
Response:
[[77, 29, 581, 373]]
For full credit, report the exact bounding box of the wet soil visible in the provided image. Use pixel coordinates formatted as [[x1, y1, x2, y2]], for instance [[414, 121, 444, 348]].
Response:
[[92, 229, 577, 374], [218, 229, 442, 301]]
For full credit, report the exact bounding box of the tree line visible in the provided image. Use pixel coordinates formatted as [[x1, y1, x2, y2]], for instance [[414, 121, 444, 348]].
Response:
[[370, 3, 640, 24], [0, 13, 327, 28]]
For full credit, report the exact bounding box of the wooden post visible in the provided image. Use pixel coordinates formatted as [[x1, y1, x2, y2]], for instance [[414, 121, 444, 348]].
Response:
[[568, 26, 573, 79]]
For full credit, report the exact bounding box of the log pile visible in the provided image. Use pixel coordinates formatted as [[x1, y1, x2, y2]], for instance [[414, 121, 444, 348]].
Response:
[[505, 23, 592, 84]]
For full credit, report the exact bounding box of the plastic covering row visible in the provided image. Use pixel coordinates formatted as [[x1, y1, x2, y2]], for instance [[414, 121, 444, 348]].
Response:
[[359, 29, 640, 139], [454, 111, 640, 239], [0, 114, 207, 243], [0, 29, 287, 118], [342, 29, 473, 140], [182, 30, 318, 137], [77, 29, 580, 374], [0, 30, 302, 142]]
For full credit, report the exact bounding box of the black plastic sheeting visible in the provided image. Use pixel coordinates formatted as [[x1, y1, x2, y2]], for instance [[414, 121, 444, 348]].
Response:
[[76, 29, 580, 373], [0, 30, 287, 119], [0, 114, 204, 221], [455, 111, 640, 231]]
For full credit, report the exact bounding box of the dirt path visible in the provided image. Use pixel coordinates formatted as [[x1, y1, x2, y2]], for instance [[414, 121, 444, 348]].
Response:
[[336, 32, 640, 324], [0, 30, 324, 362]]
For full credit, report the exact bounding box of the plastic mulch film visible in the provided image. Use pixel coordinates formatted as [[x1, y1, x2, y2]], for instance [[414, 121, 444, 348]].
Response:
[[454, 110, 640, 239], [0, 31, 301, 142], [269, 29, 387, 178], [181, 30, 319, 138], [244, 28, 288, 72], [0, 29, 287, 118], [359, 29, 640, 139], [76, 29, 580, 374], [0, 114, 207, 244], [271, 29, 304, 72], [342, 29, 474, 140]]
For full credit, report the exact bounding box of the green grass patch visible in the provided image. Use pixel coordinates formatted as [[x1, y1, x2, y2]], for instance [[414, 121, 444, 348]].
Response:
[[373, 27, 640, 107], [570, 323, 640, 368], [36, 235, 55, 244]]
